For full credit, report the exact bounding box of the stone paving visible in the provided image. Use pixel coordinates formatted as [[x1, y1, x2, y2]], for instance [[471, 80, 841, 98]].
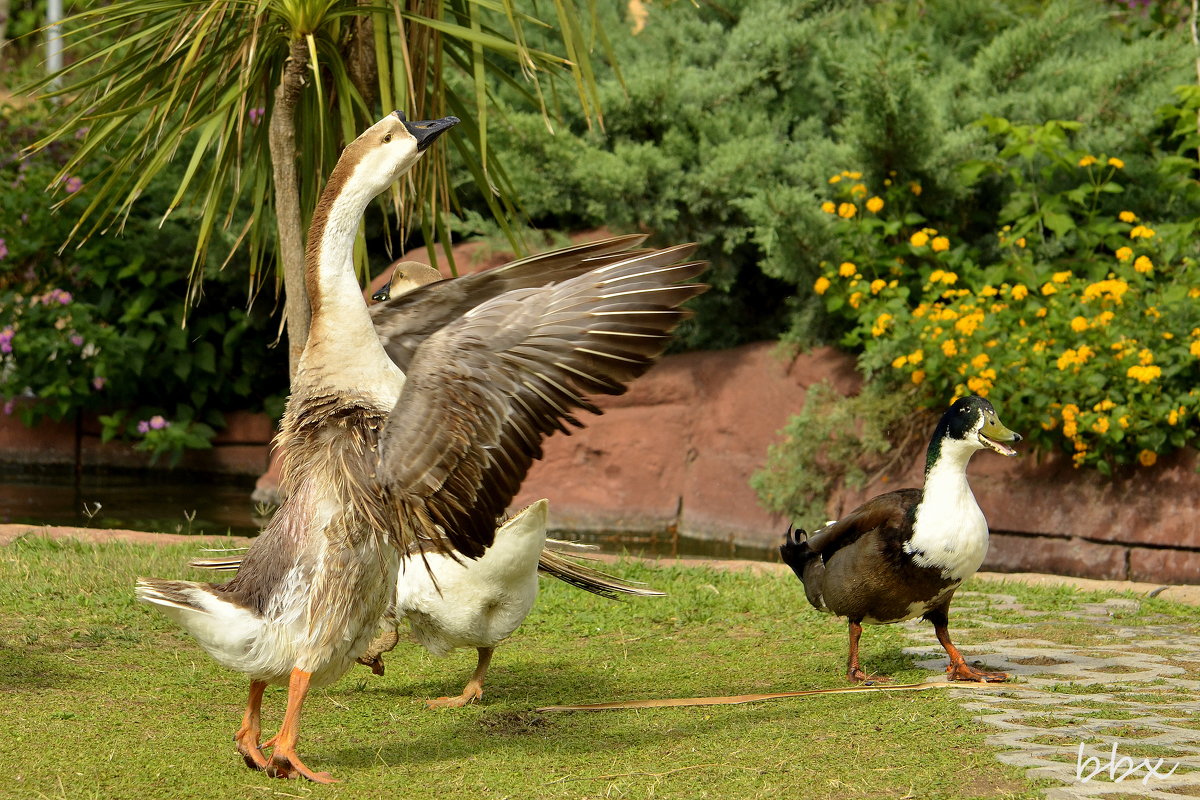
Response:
[[900, 589, 1200, 799]]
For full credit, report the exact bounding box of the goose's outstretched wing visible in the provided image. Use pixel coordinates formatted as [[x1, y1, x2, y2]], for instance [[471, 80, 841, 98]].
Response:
[[381, 244, 707, 559], [370, 234, 651, 373]]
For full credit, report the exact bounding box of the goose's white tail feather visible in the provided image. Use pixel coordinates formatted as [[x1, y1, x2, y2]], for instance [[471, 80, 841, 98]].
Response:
[[136, 578, 292, 681]]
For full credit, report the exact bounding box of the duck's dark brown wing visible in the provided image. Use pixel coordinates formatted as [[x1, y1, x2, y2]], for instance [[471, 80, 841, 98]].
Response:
[[370, 234, 651, 373], [806, 489, 922, 558], [379, 245, 706, 559]]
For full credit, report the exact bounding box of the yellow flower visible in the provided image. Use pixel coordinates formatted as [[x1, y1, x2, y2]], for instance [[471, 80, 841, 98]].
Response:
[[813, 276, 831, 295], [1133, 255, 1152, 274], [1066, 316, 1087, 333], [1082, 278, 1129, 303], [1041, 282, 1057, 296], [1096, 311, 1115, 325], [1015, 237, 1026, 248], [1107, 156, 1125, 169], [820, 201, 836, 214], [971, 353, 990, 369], [869, 278, 886, 294], [828, 175, 842, 184], [1126, 364, 1162, 383], [1036, 308, 1048, 317], [848, 291, 863, 309], [909, 181, 922, 196], [850, 183, 868, 197], [1091, 417, 1110, 434], [1118, 211, 1137, 223], [1138, 348, 1154, 366], [941, 339, 958, 357], [1138, 449, 1157, 467], [908, 349, 924, 364], [1118, 415, 1130, 429], [846, 171, 862, 179], [1011, 284, 1029, 300], [838, 261, 856, 277], [940, 271, 958, 285], [911, 369, 925, 385], [1115, 246, 1133, 261], [1078, 155, 1097, 167], [866, 196, 884, 213], [838, 202, 857, 218], [1093, 399, 1115, 412], [931, 236, 950, 252], [892, 354, 909, 368], [981, 285, 998, 297], [966, 376, 991, 396], [1129, 225, 1155, 239], [1191, 340, 1200, 358], [871, 313, 894, 337], [1052, 271, 1072, 283], [910, 231, 930, 247], [1168, 409, 1179, 426]]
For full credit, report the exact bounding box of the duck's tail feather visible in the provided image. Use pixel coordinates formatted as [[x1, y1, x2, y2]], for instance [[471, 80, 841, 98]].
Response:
[[187, 555, 243, 572], [778, 525, 828, 612], [537, 550, 665, 600]]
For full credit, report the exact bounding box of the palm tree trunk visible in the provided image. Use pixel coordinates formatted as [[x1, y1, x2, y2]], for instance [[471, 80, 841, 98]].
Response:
[[270, 38, 311, 379]]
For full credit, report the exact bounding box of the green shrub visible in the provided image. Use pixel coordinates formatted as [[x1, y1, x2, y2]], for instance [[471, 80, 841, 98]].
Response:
[[0, 101, 288, 464]]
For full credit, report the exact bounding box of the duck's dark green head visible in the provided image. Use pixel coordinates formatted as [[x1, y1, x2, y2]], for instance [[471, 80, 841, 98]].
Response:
[[926, 395, 1021, 473]]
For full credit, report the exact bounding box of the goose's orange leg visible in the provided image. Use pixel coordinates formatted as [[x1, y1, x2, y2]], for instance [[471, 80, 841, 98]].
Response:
[[264, 668, 338, 784], [427, 646, 493, 708], [235, 680, 269, 771]]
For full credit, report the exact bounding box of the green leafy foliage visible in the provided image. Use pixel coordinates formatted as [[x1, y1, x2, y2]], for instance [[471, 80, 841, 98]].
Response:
[[0, 102, 288, 461], [804, 112, 1200, 473], [475, 0, 1194, 353]]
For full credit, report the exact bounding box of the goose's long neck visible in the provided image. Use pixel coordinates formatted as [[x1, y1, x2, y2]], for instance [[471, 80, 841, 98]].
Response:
[[295, 176, 402, 399]]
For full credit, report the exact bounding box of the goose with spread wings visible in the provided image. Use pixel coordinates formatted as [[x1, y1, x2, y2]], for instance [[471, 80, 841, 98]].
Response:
[[136, 111, 706, 783]]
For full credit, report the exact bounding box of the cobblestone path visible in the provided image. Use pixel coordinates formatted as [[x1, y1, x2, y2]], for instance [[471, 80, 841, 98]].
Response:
[[901, 590, 1200, 799]]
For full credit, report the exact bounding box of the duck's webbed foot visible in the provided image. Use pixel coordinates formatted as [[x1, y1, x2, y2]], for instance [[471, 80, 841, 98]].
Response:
[[847, 667, 891, 685], [945, 662, 1008, 682]]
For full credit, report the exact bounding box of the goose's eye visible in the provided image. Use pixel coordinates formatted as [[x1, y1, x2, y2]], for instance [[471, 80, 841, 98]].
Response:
[[383, 134, 392, 144]]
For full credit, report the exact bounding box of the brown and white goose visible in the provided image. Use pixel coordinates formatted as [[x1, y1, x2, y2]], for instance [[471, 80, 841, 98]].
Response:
[[136, 111, 706, 783]]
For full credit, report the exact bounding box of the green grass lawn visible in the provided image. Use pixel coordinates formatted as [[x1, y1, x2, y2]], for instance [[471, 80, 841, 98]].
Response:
[[7, 534, 1186, 800]]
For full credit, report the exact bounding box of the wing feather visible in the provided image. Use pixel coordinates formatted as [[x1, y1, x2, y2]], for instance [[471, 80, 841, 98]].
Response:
[[380, 248, 707, 558]]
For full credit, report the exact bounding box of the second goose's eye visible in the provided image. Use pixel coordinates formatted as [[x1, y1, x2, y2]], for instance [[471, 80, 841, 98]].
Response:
[[383, 134, 392, 143]]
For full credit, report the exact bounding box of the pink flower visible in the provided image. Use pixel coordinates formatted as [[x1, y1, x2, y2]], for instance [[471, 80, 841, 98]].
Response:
[[2, 400, 13, 416], [0, 327, 13, 354], [74, 127, 89, 140], [65, 176, 83, 193], [137, 420, 150, 434], [0, 238, 7, 259], [149, 415, 168, 430], [92, 376, 106, 390], [248, 107, 266, 124], [69, 334, 84, 347]]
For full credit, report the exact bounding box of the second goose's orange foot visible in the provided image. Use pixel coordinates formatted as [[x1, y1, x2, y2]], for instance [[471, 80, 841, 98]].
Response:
[[265, 751, 339, 784], [234, 733, 269, 771]]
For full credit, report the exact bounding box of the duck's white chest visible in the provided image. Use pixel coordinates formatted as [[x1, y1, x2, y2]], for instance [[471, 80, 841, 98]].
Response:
[[904, 473, 990, 582]]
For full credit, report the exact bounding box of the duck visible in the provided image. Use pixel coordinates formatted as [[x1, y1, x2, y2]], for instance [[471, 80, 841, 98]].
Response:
[[779, 395, 1020, 684], [190, 498, 664, 708], [136, 110, 707, 783]]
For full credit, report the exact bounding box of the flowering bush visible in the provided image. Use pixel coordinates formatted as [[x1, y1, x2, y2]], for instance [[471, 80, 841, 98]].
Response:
[[809, 116, 1200, 474], [0, 102, 287, 463]]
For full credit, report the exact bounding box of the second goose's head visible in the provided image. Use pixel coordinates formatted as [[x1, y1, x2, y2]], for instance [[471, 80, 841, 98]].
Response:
[[340, 111, 459, 199], [926, 395, 1021, 474]]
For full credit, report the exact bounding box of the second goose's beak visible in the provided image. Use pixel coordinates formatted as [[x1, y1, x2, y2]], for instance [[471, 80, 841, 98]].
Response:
[[395, 112, 460, 151]]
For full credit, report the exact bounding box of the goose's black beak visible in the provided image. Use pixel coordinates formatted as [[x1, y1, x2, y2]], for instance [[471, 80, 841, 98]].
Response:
[[371, 286, 390, 303], [395, 113, 460, 152]]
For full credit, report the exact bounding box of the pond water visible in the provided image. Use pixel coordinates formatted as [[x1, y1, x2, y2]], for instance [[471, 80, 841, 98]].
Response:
[[0, 466, 778, 561]]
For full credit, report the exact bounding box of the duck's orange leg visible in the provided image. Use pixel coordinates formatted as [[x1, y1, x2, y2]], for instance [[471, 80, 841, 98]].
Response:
[[846, 620, 889, 684], [263, 668, 339, 784], [927, 606, 1007, 682], [427, 646, 493, 708], [235, 680, 269, 771]]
